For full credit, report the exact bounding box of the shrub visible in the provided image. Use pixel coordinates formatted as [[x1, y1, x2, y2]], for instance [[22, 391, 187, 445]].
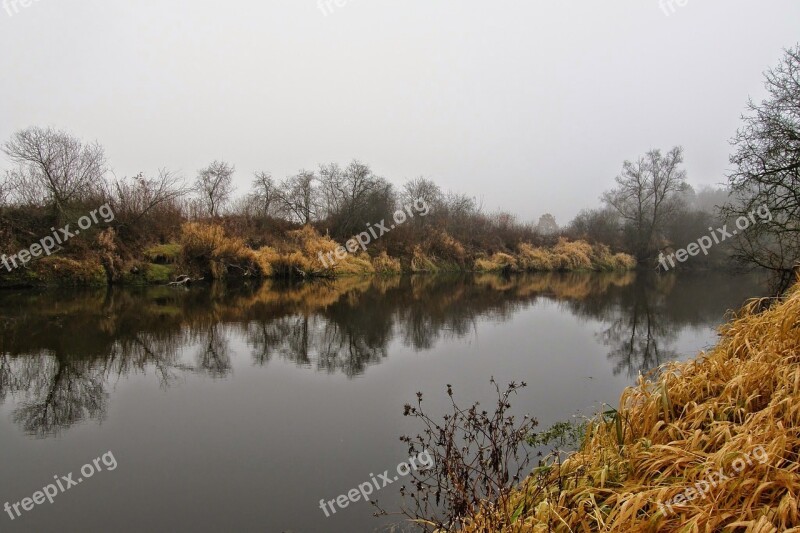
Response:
[[376, 380, 538, 532]]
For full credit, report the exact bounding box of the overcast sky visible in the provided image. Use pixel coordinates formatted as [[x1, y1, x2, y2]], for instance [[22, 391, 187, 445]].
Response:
[[1, 1, 798, 223]]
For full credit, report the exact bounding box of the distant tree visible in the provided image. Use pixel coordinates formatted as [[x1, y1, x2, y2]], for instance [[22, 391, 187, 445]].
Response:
[[440, 192, 481, 242], [195, 160, 235, 218], [2, 126, 107, 220], [316, 160, 391, 238], [536, 213, 559, 235], [398, 177, 443, 237], [723, 45, 800, 289], [692, 185, 730, 214], [276, 170, 318, 224], [401, 177, 443, 210], [111, 169, 189, 226], [603, 147, 689, 261], [568, 208, 621, 247], [249, 171, 281, 218], [0, 174, 11, 208]]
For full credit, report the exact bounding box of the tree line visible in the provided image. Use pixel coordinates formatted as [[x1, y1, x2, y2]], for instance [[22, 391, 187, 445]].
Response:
[[1, 45, 798, 282]]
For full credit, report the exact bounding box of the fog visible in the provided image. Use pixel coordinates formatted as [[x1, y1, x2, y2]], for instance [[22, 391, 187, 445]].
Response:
[[1, 0, 798, 223]]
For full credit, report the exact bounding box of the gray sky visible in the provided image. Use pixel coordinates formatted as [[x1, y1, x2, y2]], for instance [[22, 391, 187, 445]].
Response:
[[1, 0, 798, 223]]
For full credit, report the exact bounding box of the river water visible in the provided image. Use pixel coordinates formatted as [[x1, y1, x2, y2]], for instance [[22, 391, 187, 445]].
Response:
[[0, 272, 768, 532]]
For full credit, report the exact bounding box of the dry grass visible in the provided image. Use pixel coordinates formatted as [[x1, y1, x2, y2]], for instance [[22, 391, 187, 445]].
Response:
[[268, 225, 375, 277], [461, 278, 800, 532], [33, 256, 107, 286], [177, 223, 635, 280], [475, 240, 636, 273], [518, 243, 556, 271], [412, 246, 441, 273], [475, 252, 519, 273], [180, 222, 269, 279], [551, 238, 594, 271], [180, 223, 379, 278], [612, 252, 639, 271], [428, 230, 468, 264], [372, 251, 403, 275]]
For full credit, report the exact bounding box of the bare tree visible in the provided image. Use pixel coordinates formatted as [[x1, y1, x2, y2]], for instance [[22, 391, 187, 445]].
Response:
[[603, 147, 689, 260], [314, 160, 394, 238], [317, 162, 345, 219], [0, 173, 12, 208], [401, 177, 443, 209], [2, 126, 107, 219], [249, 171, 281, 218], [276, 170, 318, 224], [195, 160, 235, 218], [111, 169, 189, 226], [723, 45, 800, 290]]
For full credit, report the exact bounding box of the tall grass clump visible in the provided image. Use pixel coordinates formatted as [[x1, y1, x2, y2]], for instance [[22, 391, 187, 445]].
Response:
[[475, 252, 519, 273], [475, 240, 636, 273], [270, 225, 376, 277], [517, 243, 555, 271], [371, 251, 402, 275], [459, 277, 800, 532], [180, 222, 270, 279], [551, 238, 594, 271]]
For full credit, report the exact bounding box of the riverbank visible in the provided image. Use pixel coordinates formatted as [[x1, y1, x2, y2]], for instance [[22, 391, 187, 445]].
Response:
[[462, 278, 800, 531], [0, 223, 636, 288]]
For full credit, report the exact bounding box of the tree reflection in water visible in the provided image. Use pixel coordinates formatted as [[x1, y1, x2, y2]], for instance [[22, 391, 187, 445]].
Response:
[[0, 272, 764, 437]]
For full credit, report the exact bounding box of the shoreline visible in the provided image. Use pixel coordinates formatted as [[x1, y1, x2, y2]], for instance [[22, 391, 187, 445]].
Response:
[[0, 224, 637, 289], [461, 277, 800, 531]]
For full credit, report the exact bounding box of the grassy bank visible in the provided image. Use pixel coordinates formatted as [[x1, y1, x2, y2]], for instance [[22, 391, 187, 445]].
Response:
[[0, 223, 636, 288], [461, 279, 800, 532]]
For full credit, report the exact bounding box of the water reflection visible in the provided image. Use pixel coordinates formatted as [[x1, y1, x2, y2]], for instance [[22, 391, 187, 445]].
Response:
[[0, 272, 763, 437], [564, 274, 755, 378]]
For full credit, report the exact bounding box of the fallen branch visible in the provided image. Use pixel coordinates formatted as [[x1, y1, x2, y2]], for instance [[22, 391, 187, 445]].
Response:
[[168, 275, 204, 286]]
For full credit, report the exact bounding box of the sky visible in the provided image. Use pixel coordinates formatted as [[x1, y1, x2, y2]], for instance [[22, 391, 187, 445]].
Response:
[[1, 0, 798, 224]]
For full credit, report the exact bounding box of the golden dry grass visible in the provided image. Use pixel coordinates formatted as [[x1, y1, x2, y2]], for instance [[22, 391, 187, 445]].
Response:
[[372, 251, 403, 275], [462, 278, 800, 532], [178, 223, 635, 280], [475, 252, 519, 273], [180, 223, 379, 278], [475, 240, 636, 273], [180, 222, 270, 279]]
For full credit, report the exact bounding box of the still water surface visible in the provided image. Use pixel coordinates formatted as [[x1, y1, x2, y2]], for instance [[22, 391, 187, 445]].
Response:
[[0, 272, 768, 532]]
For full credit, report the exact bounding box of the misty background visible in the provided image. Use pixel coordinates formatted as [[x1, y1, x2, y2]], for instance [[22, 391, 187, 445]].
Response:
[[1, 0, 799, 224]]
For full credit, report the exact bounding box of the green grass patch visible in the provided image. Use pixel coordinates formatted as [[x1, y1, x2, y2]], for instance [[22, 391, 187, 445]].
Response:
[[143, 243, 182, 264]]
